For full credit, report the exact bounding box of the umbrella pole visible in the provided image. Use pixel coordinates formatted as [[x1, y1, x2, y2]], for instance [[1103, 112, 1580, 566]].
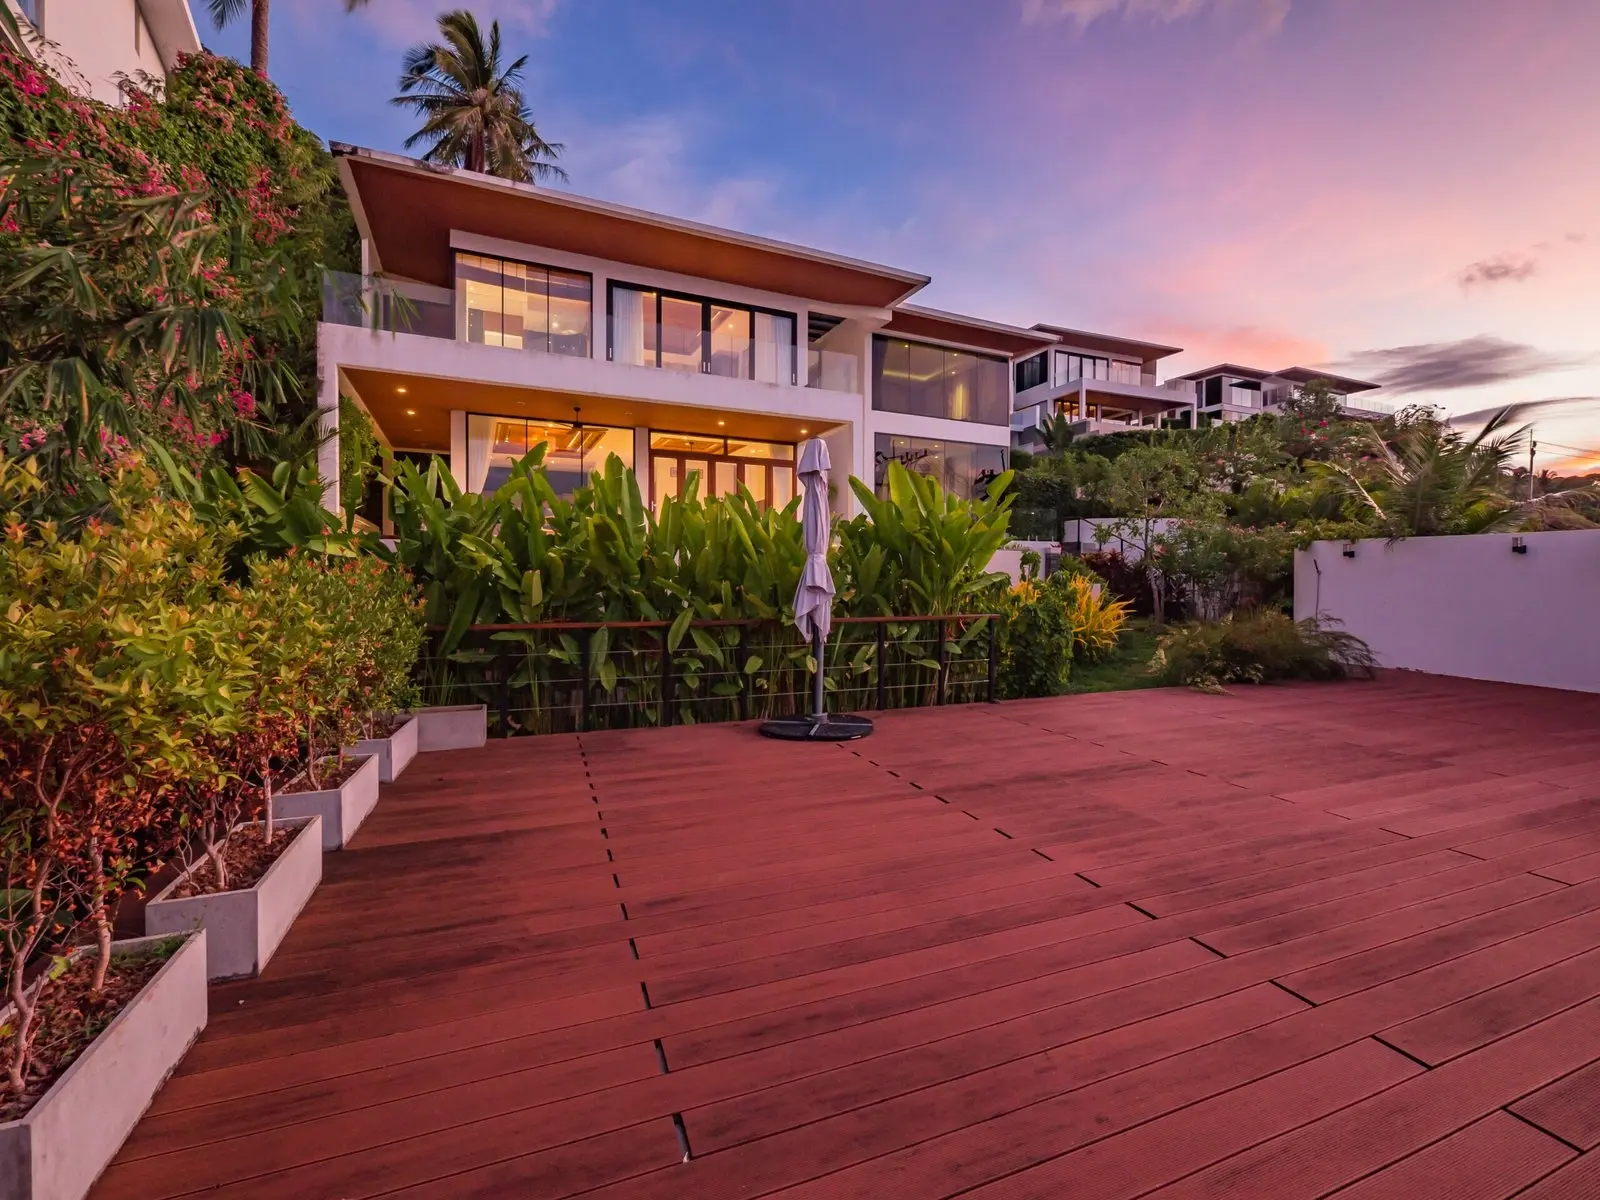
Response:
[[812, 628, 825, 721]]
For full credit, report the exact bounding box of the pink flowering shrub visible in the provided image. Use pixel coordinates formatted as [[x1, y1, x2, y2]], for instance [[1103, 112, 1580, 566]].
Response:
[[0, 47, 356, 504]]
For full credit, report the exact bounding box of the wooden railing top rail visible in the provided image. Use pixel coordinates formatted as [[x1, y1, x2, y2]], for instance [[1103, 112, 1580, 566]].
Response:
[[431, 614, 1002, 633]]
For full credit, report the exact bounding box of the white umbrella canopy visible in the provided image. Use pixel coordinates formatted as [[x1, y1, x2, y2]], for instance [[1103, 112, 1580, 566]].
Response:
[[758, 437, 871, 740], [792, 438, 836, 648]]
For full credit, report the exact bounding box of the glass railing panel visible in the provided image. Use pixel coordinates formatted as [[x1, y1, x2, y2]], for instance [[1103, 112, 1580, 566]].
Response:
[[320, 271, 454, 339], [807, 347, 860, 393]]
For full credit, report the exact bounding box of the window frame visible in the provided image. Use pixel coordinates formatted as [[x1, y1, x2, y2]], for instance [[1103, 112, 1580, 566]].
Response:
[[605, 281, 798, 384], [453, 250, 594, 357]]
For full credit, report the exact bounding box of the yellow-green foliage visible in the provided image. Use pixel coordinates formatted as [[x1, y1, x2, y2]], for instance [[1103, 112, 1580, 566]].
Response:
[[1060, 574, 1131, 664]]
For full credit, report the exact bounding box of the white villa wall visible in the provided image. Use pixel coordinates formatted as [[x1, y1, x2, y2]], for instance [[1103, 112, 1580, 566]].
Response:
[[1294, 531, 1600, 694], [13, 0, 175, 105]]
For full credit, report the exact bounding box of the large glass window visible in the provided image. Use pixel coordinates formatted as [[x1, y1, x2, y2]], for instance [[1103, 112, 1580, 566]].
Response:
[[648, 432, 796, 511], [871, 338, 1008, 426], [455, 252, 592, 356], [609, 284, 796, 384], [466, 415, 632, 497], [873, 434, 1006, 501], [1015, 351, 1048, 394], [1110, 360, 1143, 385]]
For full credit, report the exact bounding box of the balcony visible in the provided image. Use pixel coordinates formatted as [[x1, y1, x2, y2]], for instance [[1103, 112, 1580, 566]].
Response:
[[322, 272, 862, 397], [322, 271, 455, 340]]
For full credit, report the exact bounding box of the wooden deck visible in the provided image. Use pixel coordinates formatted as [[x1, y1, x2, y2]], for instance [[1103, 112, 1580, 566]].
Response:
[[92, 673, 1600, 1200]]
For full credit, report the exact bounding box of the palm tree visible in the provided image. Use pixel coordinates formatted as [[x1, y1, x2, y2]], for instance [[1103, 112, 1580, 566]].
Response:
[[1318, 406, 1544, 536], [208, 0, 370, 78], [391, 10, 567, 184], [205, 0, 270, 75]]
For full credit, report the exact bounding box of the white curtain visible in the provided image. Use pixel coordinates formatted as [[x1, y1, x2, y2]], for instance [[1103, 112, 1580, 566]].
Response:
[[612, 287, 648, 366], [465, 414, 494, 494], [755, 312, 793, 384]]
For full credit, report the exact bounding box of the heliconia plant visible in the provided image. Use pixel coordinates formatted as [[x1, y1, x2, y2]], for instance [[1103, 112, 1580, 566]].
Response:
[[381, 451, 1016, 731]]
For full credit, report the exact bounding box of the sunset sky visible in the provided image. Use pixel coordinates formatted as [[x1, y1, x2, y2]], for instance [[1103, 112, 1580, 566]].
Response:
[[210, 0, 1600, 470]]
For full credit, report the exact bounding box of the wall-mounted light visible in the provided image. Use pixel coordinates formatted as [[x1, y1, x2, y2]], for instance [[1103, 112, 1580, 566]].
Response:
[[1342, 541, 1357, 559], [1512, 537, 1528, 555]]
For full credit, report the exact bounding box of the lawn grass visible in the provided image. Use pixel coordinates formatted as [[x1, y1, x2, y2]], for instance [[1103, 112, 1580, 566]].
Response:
[[1069, 619, 1168, 694]]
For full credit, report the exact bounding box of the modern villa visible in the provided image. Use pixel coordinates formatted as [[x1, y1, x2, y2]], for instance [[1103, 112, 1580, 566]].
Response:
[[320, 145, 1061, 521], [6, 0, 200, 106], [317, 146, 1387, 521], [1171, 363, 1390, 423]]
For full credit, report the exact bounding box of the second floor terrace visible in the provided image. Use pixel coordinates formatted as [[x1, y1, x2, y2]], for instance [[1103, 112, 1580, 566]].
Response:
[[321, 145, 931, 406]]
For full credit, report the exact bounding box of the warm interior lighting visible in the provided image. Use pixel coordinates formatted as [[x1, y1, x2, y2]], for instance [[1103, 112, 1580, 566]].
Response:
[[396, 386, 407, 394], [717, 420, 726, 426], [405, 409, 416, 416]]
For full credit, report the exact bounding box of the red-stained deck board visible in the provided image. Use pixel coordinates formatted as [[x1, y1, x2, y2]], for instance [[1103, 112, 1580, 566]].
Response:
[[1324, 1112, 1574, 1200], [1140, 998, 1600, 1200], [963, 1040, 1421, 1200], [1513, 1059, 1600, 1149], [88, 676, 1600, 1200]]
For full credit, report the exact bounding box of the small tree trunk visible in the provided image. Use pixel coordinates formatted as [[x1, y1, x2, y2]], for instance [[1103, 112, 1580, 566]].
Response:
[[261, 758, 274, 847], [88, 840, 111, 995], [250, 0, 270, 76], [304, 713, 319, 790], [5, 969, 40, 1099], [204, 824, 229, 893]]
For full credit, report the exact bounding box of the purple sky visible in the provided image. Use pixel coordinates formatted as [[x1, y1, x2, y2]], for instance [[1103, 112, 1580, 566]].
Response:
[[211, 0, 1600, 468]]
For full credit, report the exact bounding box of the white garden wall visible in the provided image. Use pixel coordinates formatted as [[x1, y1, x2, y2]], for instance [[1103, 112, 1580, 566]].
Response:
[[1294, 531, 1600, 694]]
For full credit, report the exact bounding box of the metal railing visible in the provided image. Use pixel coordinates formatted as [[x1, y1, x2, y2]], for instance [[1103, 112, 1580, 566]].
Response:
[[419, 614, 1003, 737]]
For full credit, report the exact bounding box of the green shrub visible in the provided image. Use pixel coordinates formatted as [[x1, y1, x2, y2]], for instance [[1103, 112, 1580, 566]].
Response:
[[1155, 610, 1377, 691], [998, 579, 1073, 699]]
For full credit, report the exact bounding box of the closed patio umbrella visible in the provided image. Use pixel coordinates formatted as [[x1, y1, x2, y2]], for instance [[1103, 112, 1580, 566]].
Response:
[[760, 438, 873, 741]]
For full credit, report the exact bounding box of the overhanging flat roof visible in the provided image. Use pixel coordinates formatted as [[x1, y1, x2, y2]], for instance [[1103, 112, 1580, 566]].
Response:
[[332, 145, 930, 310], [1275, 366, 1381, 394], [1031, 324, 1184, 362], [1173, 362, 1380, 394], [883, 306, 1060, 358], [1172, 363, 1279, 383]]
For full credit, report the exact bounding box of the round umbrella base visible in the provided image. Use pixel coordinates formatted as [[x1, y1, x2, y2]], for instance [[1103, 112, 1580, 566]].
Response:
[[758, 713, 875, 741]]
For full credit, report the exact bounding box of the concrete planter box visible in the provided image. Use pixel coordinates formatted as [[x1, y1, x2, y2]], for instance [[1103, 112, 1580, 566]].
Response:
[[143, 816, 323, 981], [414, 704, 487, 751], [274, 753, 379, 850], [345, 714, 419, 783], [0, 932, 207, 1200]]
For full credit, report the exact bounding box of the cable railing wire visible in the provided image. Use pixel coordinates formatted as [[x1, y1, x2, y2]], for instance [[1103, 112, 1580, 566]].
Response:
[[417, 614, 1004, 736]]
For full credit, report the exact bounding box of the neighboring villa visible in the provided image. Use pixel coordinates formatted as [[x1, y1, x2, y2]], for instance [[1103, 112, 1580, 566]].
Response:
[[1169, 363, 1390, 423], [317, 145, 1386, 521], [6, 0, 200, 106], [1009, 327, 1191, 448]]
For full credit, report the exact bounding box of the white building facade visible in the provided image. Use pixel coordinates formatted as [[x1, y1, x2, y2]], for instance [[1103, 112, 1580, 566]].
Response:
[[7, 0, 199, 106], [320, 146, 1057, 523]]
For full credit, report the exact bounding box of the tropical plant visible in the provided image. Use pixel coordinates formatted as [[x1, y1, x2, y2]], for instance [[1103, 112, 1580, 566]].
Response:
[[997, 579, 1072, 699], [1102, 444, 1216, 622], [391, 10, 567, 183], [1316, 405, 1543, 537], [1058, 573, 1131, 663], [1154, 610, 1377, 691], [382, 452, 1013, 730], [0, 458, 248, 1100], [0, 153, 302, 506]]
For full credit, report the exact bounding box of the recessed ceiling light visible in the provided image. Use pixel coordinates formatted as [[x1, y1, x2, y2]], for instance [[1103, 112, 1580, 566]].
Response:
[[799, 428, 809, 434], [396, 386, 407, 394], [406, 409, 416, 416], [717, 420, 725, 426]]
